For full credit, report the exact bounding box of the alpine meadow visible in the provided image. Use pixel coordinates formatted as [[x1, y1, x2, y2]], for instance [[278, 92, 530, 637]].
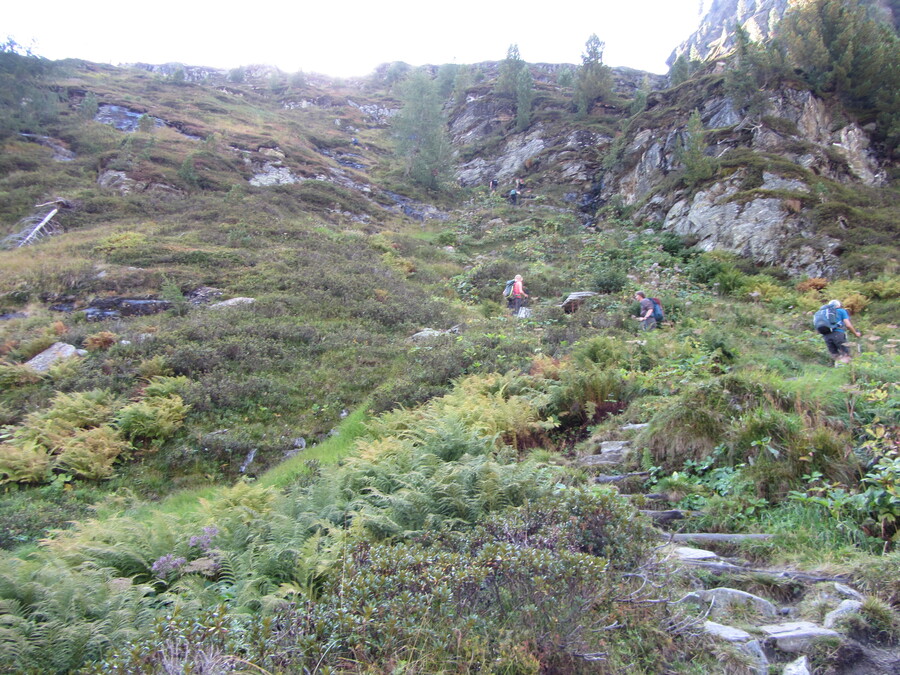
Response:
[[1, 1, 900, 673]]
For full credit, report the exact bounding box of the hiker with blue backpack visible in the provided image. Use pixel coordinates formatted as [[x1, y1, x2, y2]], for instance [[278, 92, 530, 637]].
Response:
[[503, 275, 529, 315], [814, 299, 861, 365], [634, 291, 664, 330]]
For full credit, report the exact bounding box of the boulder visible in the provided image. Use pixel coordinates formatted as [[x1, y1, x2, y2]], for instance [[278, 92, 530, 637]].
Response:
[[823, 599, 863, 629], [782, 656, 810, 675], [665, 172, 840, 278], [758, 621, 840, 652], [249, 163, 300, 186], [703, 622, 768, 675], [24, 343, 81, 372], [698, 588, 779, 619], [832, 583, 865, 602]]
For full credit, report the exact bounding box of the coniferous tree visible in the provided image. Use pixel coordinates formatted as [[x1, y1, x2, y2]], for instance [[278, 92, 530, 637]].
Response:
[[668, 53, 703, 86], [436, 64, 459, 99], [453, 66, 473, 106], [776, 0, 900, 154], [0, 41, 60, 137], [677, 109, 716, 186], [556, 67, 575, 88], [78, 91, 99, 123], [515, 67, 534, 132], [575, 34, 612, 117], [393, 70, 453, 190], [629, 76, 650, 116], [497, 44, 525, 96], [725, 24, 775, 118]]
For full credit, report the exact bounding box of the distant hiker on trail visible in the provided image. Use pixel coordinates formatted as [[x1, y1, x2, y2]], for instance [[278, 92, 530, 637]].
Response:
[[814, 299, 861, 365], [508, 188, 519, 206], [634, 291, 662, 330], [489, 179, 498, 192], [511, 274, 528, 315]]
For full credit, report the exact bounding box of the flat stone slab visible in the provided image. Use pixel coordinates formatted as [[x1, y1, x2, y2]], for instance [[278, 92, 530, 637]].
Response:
[[758, 621, 839, 652], [409, 328, 447, 341], [208, 297, 255, 309], [24, 342, 80, 372], [673, 546, 718, 561], [704, 621, 753, 642], [620, 423, 649, 431], [597, 440, 631, 465]]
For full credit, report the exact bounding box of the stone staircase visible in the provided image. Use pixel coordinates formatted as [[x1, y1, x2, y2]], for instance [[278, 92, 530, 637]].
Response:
[[578, 426, 900, 675]]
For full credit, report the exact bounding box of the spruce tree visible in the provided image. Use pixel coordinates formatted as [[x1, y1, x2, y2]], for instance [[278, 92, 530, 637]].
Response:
[[497, 44, 525, 96], [78, 92, 99, 123], [777, 0, 900, 154], [677, 110, 716, 186], [392, 70, 453, 190], [575, 34, 612, 117], [725, 24, 774, 118], [515, 67, 534, 132]]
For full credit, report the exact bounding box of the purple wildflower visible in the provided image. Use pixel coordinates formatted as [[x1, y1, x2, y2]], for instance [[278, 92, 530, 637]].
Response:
[[151, 554, 187, 578], [189, 526, 220, 551]]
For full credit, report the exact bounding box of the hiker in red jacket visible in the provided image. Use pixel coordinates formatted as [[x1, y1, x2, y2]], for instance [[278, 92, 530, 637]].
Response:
[[511, 274, 528, 315]]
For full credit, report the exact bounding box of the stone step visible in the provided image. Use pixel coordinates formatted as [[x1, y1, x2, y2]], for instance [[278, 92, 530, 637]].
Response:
[[758, 621, 840, 652]]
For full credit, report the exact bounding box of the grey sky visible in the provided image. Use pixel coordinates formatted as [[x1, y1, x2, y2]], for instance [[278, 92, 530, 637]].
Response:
[[6, 0, 705, 76]]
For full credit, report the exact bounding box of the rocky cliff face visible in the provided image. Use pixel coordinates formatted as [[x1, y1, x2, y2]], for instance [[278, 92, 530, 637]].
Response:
[[669, 0, 793, 65], [595, 85, 886, 276], [670, 0, 897, 65]]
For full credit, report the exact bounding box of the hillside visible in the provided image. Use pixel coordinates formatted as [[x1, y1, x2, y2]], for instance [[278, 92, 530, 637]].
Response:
[[1, 3, 899, 671]]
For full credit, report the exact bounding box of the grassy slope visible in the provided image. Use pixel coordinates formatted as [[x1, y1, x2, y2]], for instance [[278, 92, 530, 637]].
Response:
[[0, 55, 898, 672]]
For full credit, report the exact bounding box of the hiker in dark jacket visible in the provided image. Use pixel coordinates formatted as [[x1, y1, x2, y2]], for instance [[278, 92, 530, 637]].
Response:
[[634, 291, 656, 330], [820, 299, 861, 364]]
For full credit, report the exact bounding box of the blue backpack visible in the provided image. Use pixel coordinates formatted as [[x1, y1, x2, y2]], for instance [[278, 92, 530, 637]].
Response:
[[813, 305, 839, 335], [651, 298, 664, 322]]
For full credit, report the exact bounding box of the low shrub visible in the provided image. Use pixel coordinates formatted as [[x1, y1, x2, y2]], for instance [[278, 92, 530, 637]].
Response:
[[0, 440, 53, 484], [638, 383, 731, 465], [796, 277, 828, 293], [84, 331, 118, 351], [55, 425, 130, 480], [115, 394, 189, 444], [591, 265, 627, 293]]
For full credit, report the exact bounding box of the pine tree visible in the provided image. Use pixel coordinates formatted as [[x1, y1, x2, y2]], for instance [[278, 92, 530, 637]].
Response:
[[725, 24, 774, 118], [78, 92, 99, 123], [575, 34, 612, 117], [392, 70, 453, 190], [436, 64, 459, 99], [668, 53, 702, 86], [556, 67, 575, 88], [453, 66, 473, 106], [777, 0, 900, 154], [497, 44, 525, 96], [515, 68, 534, 132], [677, 110, 716, 186]]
